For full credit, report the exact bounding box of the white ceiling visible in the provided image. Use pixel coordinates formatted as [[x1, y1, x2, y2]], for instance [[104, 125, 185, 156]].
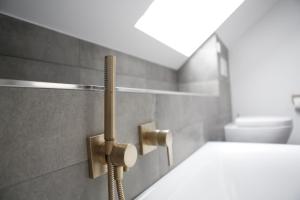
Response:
[[0, 0, 279, 69]]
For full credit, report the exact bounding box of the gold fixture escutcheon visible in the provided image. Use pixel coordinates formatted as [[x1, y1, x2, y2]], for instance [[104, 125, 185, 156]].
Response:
[[87, 134, 107, 178]]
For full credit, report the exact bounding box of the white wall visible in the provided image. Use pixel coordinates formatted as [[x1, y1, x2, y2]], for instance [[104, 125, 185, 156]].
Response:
[[217, 0, 280, 49], [230, 0, 300, 144]]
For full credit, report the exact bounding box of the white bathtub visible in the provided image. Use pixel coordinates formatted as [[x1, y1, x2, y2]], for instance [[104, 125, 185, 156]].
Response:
[[135, 142, 300, 200]]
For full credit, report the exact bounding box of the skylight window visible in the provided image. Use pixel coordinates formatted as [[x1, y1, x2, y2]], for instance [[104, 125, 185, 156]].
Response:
[[135, 0, 244, 56]]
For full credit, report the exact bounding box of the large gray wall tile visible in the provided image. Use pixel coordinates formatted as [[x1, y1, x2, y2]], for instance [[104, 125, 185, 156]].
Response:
[[177, 35, 231, 98], [116, 93, 155, 144], [145, 64, 177, 83], [0, 55, 103, 85], [0, 88, 103, 189], [116, 74, 146, 89], [79, 40, 112, 70], [173, 122, 205, 164], [79, 68, 104, 85], [145, 80, 178, 91], [178, 36, 218, 84], [178, 80, 219, 95], [0, 55, 80, 83], [0, 15, 80, 66], [0, 162, 108, 200], [0, 13, 178, 90], [115, 52, 147, 78]]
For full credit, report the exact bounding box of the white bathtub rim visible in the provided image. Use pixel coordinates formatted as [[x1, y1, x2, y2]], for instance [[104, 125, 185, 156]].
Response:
[[135, 142, 300, 200]]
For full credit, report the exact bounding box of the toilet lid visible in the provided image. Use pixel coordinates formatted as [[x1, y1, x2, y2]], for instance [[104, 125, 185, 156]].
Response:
[[235, 116, 293, 127]]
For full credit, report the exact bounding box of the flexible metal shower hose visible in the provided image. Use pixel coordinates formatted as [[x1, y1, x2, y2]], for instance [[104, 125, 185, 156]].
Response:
[[116, 177, 125, 200], [107, 156, 126, 200], [107, 156, 115, 200]]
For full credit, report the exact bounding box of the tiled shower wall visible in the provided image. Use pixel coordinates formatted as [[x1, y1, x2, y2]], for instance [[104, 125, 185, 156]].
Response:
[[179, 35, 232, 141], [0, 14, 232, 200], [0, 14, 177, 90]]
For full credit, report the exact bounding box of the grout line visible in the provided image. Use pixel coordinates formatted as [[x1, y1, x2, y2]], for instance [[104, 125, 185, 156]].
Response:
[[0, 53, 104, 72], [0, 160, 88, 191], [0, 54, 177, 82]]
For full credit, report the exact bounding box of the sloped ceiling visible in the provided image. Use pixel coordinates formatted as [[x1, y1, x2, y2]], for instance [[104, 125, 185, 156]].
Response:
[[0, 0, 279, 69], [217, 0, 280, 50]]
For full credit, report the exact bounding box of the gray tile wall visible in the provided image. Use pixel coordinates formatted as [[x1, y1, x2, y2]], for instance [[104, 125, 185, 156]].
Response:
[[177, 34, 232, 140], [0, 88, 230, 200], [0, 14, 177, 90], [0, 14, 232, 200], [178, 35, 230, 96]]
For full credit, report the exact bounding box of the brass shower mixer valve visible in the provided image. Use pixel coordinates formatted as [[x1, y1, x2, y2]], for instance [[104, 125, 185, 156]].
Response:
[[87, 134, 137, 179], [139, 121, 173, 166]]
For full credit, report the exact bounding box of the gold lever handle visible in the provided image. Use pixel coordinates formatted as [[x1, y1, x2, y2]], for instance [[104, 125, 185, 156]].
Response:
[[156, 130, 173, 166], [139, 122, 173, 166], [167, 145, 173, 166]]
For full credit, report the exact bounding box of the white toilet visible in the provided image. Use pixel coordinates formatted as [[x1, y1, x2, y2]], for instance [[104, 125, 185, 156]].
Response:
[[225, 116, 293, 144]]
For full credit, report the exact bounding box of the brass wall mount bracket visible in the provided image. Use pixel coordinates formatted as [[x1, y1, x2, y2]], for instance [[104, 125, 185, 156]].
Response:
[[87, 134, 107, 179], [87, 133, 138, 179], [139, 122, 158, 154], [139, 122, 173, 166]]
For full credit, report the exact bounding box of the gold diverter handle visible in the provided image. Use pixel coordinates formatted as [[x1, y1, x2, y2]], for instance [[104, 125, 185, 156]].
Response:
[[156, 130, 173, 166], [139, 122, 174, 166]]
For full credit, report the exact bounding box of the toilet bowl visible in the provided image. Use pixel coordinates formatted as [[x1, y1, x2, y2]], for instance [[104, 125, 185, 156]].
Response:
[[225, 116, 293, 144]]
